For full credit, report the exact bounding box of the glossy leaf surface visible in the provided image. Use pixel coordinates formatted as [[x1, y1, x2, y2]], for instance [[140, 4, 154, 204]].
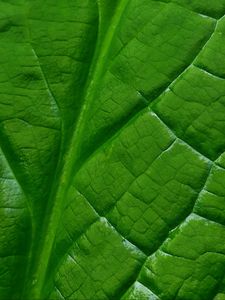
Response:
[[1, 1, 225, 299]]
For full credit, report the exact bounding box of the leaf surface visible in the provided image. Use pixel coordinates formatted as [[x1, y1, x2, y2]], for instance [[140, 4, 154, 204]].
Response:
[[1, 1, 225, 300]]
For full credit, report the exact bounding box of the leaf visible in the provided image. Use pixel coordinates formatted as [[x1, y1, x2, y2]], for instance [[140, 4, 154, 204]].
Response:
[[1, 1, 225, 299]]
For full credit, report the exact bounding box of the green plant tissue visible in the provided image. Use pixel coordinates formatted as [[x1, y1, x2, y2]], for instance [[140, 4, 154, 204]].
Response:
[[0, 1, 225, 299]]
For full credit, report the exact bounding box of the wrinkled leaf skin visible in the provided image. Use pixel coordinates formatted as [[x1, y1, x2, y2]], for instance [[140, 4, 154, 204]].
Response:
[[1, 1, 225, 300]]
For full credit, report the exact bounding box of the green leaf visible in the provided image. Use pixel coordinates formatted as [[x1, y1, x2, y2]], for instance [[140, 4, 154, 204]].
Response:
[[1, 1, 225, 299]]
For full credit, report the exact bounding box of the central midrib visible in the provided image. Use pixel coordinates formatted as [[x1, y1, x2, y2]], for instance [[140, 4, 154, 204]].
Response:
[[27, 1, 130, 299]]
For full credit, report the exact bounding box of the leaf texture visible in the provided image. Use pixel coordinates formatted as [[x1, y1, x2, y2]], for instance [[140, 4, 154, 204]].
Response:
[[1, 1, 225, 300]]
